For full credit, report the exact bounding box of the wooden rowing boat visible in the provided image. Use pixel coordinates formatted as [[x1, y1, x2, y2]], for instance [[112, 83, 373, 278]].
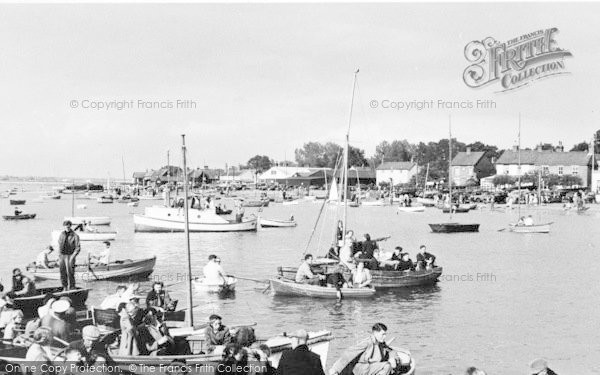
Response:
[[508, 222, 552, 233], [2, 214, 36, 220], [441, 206, 470, 213], [13, 287, 90, 319], [269, 278, 375, 299], [259, 217, 297, 228], [429, 223, 479, 233], [64, 216, 112, 225], [26, 257, 156, 281], [192, 276, 237, 293], [279, 265, 442, 289], [9, 199, 25, 205]]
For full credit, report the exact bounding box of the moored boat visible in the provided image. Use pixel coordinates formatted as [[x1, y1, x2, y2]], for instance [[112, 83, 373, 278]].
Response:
[[360, 200, 386, 206], [397, 206, 425, 213], [242, 199, 270, 207], [26, 257, 156, 281], [416, 197, 436, 207], [51, 229, 117, 243], [259, 217, 297, 228], [13, 286, 90, 318], [133, 206, 257, 232], [429, 223, 480, 233], [2, 214, 36, 220], [192, 276, 237, 293], [97, 195, 114, 203], [64, 216, 112, 225], [282, 200, 299, 205], [269, 277, 375, 299], [9, 199, 25, 205], [508, 222, 552, 233], [441, 206, 470, 213], [40, 193, 61, 199]]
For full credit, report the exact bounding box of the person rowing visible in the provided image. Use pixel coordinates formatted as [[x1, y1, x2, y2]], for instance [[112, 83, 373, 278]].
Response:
[[203, 254, 228, 285]]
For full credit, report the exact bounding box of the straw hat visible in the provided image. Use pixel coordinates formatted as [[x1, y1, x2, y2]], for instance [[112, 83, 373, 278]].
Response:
[[51, 299, 71, 314]]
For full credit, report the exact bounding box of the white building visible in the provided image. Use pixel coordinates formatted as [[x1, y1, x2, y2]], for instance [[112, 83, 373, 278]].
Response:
[[375, 162, 417, 186], [258, 166, 324, 184]]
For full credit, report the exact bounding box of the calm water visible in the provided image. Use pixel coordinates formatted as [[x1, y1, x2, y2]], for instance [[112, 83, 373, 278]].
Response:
[[1, 183, 599, 374]]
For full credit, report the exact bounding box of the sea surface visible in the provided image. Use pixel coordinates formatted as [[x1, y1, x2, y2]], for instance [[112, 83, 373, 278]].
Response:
[[1, 182, 599, 374]]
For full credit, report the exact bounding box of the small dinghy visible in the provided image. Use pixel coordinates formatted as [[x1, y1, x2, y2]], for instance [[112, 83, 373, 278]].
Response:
[[282, 200, 299, 206], [27, 257, 156, 281], [397, 206, 425, 213], [9, 199, 25, 205], [51, 229, 117, 243], [2, 214, 36, 220], [193, 275, 237, 293], [127, 201, 139, 207], [64, 216, 111, 225], [259, 217, 297, 228], [508, 222, 552, 233]]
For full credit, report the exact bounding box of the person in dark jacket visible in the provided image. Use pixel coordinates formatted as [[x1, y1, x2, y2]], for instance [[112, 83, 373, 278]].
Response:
[[145, 281, 174, 311], [415, 245, 436, 270], [276, 329, 324, 375], [57, 220, 80, 290]]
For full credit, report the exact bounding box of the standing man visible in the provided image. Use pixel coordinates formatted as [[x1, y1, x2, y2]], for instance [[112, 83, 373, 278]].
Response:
[[277, 329, 325, 375], [329, 323, 397, 375], [57, 220, 80, 290]]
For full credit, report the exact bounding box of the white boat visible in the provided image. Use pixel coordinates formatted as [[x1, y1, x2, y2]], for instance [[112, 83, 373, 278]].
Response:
[[51, 230, 117, 245], [27, 257, 156, 281], [508, 222, 552, 233], [397, 206, 425, 213], [127, 201, 139, 207], [303, 196, 316, 201], [97, 195, 113, 203], [138, 194, 163, 200], [360, 200, 385, 206], [282, 200, 299, 205], [64, 216, 111, 226], [133, 206, 257, 232], [259, 217, 297, 228], [40, 193, 61, 200], [192, 276, 237, 293], [416, 197, 436, 207]]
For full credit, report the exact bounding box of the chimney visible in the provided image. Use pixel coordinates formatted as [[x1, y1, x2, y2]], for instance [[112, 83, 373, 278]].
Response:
[[556, 141, 564, 152], [466, 146, 471, 155]]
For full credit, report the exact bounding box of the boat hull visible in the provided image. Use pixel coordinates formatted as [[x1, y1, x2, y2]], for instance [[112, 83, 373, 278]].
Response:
[[429, 223, 480, 233], [441, 207, 470, 213], [9, 200, 25, 205], [242, 200, 270, 207], [193, 276, 237, 293], [13, 287, 90, 318], [65, 216, 111, 225], [259, 218, 297, 228], [508, 223, 552, 233], [27, 257, 156, 281], [2, 214, 36, 220], [52, 230, 117, 243], [397, 206, 425, 213], [133, 214, 257, 232], [269, 278, 375, 299]]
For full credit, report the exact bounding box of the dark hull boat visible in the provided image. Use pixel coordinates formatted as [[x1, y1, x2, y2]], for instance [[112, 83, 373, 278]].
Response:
[[9, 200, 25, 205], [2, 214, 36, 220], [441, 207, 470, 213], [429, 223, 479, 233], [13, 287, 91, 318]]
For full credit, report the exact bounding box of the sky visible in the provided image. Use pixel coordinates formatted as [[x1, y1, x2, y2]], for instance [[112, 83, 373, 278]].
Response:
[[1, 3, 599, 178]]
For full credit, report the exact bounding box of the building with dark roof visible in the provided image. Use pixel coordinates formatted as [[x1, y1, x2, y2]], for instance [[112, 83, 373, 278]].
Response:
[[451, 148, 495, 186]]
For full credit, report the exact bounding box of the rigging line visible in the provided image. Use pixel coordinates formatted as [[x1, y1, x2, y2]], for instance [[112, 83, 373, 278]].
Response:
[[303, 151, 344, 256]]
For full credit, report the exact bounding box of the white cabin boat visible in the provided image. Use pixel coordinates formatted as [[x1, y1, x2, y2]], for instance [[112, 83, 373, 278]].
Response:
[[133, 206, 257, 232], [64, 216, 111, 226]]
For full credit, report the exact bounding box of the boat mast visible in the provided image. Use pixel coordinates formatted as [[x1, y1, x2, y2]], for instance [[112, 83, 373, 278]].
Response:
[[71, 179, 75, 217], [448, 115, 453, 221], [517, 114, 521, 218], [425, 162, 430, 190], [181, 135, 194, 327], [121, 156, 126, 185], [342, 69, 359, 237]]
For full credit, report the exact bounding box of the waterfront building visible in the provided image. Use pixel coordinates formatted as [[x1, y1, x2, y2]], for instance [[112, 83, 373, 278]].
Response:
[[375, 161, 417, 186], [450, 147, 495, 186]]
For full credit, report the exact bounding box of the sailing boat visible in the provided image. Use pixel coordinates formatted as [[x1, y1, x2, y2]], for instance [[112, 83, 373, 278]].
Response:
[[64, 179, 112, 225], [429, 117, 480, 233], [508, 115, 553, 233]]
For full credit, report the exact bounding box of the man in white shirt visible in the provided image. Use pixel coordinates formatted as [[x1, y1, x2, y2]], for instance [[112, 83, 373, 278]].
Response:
[[295, 254, 324, 285], [203, 254, 226, 284], [36, 246, 57, 269], [99, 284, 138, 310], [523, 215, 534, 226], [90, 242, 111, 266]]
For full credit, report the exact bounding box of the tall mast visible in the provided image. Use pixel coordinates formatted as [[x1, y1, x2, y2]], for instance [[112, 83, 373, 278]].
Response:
[[342, 69, 359, 237], [121, 156, 126, 184], [517, 114, 521, 218], [448, 115, 453, 220], [181, 135, 194, 327], [71, 179, 75, 217]]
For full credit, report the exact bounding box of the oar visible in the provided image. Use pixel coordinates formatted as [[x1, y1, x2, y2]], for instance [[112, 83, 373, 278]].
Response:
[[86, 254, 100, 281], [236, 276, 269, 284], [373, 235, 391, 242]]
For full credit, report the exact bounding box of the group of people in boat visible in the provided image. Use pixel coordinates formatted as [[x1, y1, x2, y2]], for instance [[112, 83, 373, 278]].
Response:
[[516, 215, 535, 226]]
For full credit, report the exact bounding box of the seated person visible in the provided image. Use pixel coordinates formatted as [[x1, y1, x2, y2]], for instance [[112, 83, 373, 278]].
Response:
[[137, 308, 175, 356], [203, 254, 227, 285], [67, 325, 113, 365], [295, 254, 324, 285], [204, 314, 235, 352], [35, 246, 58, 268], [90, 242, 111, 266], [517, 216, 525, 225], [397, 253, 415, 272], [100, 284, 138, 310], [350, 261, 372, 288], [146, 281, 175, 311], [325, 264, 348, 291], [416, 245, 436, 270], [523, 215, 534, 226], [2, 309, 24, 340], [14, 207, 22, 216], [379, 247, 402, 270], [7, 268, 36, 298]]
